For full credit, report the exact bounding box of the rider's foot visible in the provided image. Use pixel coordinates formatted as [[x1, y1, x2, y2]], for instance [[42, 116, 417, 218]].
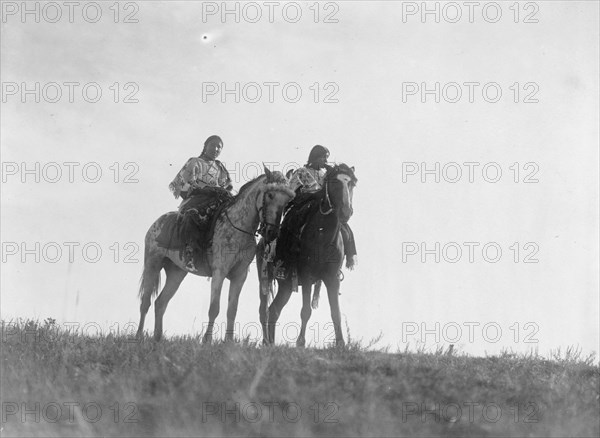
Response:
[[346, 255, 358, 270]]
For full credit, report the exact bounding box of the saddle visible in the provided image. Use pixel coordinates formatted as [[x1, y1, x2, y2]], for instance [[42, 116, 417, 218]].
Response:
[[156, 187, 233, 275], [260, 193, 320, 291]]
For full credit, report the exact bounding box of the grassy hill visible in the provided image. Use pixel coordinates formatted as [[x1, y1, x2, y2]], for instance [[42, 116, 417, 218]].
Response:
[[2, 319, 598, 437]]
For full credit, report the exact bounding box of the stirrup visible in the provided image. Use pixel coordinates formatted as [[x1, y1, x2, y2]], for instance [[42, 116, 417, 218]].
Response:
[[264, 241, 277, 263], [274, 261, 287, 280]]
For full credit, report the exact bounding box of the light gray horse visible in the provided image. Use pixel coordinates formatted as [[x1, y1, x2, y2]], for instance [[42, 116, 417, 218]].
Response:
[[137, 167, 295, 342]]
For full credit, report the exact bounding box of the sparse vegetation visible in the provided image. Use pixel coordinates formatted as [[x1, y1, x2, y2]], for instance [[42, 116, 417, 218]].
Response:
[[2, 319, 598, 437]]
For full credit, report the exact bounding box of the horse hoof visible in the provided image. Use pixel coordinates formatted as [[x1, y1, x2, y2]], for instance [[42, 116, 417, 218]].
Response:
[[202, 335, 212, 344], [336, 339, 345, 347], [296, 338, 306, 348]]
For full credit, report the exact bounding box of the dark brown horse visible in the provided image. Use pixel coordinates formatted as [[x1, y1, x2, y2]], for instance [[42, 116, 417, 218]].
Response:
[[257, 164, 357, 346], [137, 167, 295, 342]]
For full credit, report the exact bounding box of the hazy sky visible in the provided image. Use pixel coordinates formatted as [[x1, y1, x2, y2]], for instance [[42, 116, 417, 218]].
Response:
[[1, 1, 598, 357]]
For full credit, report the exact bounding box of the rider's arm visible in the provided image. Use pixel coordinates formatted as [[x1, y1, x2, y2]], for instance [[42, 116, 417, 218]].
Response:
[[169, 158, 205, 198], [290, 167, 318, 192], [289, 168, 306, 192], [216, 160, 234, 191]]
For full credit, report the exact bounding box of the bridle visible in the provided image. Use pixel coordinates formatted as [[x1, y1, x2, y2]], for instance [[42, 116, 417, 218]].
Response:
[[257, 188, 283, 237], [225, 187, 281, 237], [319, 170, 356, 218]]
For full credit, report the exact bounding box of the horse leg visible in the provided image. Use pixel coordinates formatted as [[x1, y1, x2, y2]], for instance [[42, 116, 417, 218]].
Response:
[[297, 283, 313, 348], [203, 272, 226, 344], [153, 260, 187, 341], [137, 292, 152, 339], [256, 243, 270, 345], [267, 281, 293, 344], [323, 275, 345, 347], [311, 280, 322, 310], [259, 284, 270, 345], [225, 270, 248, 342]]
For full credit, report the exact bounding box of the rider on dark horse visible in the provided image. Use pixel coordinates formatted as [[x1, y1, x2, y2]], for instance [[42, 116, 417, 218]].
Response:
[[275, 145, 358, 279], [168, 135, 233, 271]]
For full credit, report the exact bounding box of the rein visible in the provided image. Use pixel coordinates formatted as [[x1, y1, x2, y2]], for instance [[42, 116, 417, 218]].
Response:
[[225, 208, 257, 237], [225, 186, 281, 237], [319, 180, 334, 215]]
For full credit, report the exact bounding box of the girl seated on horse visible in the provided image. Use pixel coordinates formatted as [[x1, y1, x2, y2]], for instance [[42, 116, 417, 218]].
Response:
[[168, 135, 233, 270], [275, 145, 358, 278]]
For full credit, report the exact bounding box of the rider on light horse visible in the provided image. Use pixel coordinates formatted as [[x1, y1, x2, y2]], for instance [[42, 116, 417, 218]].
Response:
[[168, 135, 233, 271]]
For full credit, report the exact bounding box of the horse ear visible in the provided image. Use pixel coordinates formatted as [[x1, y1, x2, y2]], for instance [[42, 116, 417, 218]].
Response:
[[351, 166, 355, 172], [263, 163, 272, 179]]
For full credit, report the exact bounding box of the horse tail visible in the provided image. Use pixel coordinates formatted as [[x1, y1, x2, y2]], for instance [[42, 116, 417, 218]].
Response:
[[138, 259, 162, 300], [138, 236, 163, 300]]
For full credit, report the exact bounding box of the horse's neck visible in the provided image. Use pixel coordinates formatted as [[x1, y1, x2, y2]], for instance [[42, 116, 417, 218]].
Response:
[[226, 180, 262, 231], [311, 203, 342, 245]]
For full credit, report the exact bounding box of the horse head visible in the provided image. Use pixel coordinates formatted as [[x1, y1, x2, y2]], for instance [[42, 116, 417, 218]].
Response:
[[323, 163, 358, 223], [258, 166, 296, 242]]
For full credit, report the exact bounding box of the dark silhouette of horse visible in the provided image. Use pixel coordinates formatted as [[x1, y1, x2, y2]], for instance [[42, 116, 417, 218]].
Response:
[[256, 164, 357, 347], [137, 167, 295, 342]]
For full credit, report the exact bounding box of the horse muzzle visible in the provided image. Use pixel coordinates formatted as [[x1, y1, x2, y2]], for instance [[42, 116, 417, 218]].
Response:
[[340, 205, 353, 223]]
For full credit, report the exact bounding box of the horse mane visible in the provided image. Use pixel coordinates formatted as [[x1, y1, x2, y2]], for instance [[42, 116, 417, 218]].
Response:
[[266, 170, 288, 185], [235, 170, 294, 200], [205, 171, 292, 242], [236, 175, 264, 198]]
